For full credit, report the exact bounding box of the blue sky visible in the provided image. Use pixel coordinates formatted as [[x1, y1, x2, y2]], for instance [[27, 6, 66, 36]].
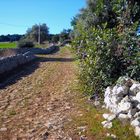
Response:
[[0, 0, 85, 35]]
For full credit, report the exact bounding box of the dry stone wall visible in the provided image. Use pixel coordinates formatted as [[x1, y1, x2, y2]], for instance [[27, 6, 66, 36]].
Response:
[[0, 52, 36, 75], [103, 77, 140, 138], [0, 45, 57, 75]]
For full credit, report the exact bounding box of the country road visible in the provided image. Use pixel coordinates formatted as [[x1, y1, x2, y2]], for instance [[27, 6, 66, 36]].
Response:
[[0, 47, 84, 140], [0, 47, 137, 140]]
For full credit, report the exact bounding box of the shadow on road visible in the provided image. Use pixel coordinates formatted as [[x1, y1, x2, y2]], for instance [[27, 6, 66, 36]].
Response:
[[38, 57, 75, 62], [0, 59, 39, 89], [50, 46, 60, 54]]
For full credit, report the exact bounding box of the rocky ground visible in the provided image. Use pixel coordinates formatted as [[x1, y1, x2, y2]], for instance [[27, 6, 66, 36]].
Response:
[[0, 47, 96, 140], [0, 47, 138, 140]]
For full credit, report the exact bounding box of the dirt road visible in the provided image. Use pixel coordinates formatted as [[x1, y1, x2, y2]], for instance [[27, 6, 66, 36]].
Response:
[[0, 47, 83, 140]]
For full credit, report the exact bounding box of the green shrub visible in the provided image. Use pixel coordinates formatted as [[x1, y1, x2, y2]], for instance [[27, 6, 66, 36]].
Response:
[[72, 0, 140, 96], [17, 40, 34, 48], [72, 22, 140, 96]]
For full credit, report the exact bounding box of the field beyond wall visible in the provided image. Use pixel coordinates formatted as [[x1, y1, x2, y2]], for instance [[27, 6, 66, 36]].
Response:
[[0, 42, 17, 49]]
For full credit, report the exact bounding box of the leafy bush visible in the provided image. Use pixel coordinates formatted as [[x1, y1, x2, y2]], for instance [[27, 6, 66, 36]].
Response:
[[73, 23, 140, 95], [17, 40, 34, 48], [72, 0, 140, 95]]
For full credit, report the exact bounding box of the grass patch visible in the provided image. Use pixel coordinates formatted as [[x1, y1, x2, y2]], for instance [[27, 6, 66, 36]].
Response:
[[66, 70, 138, 140], [66, 95, 138, 139], [68, 98, 107, 139], [60, 46, 67, 52], [109, 119, 139, 140], [0, 42, 17, 48]]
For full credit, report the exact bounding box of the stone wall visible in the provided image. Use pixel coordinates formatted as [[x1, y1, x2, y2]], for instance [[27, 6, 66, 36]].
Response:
[[0, 45, 57, 57], [103, 77, 140, 137], [0, 52, 36, 75], [0, 45, 57, 75]]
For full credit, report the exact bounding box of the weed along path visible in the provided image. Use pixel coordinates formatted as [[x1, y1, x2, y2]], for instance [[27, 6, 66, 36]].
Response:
[[0, 47, 137, 140]]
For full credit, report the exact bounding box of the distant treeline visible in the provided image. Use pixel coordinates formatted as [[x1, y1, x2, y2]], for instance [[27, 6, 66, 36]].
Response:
[[0, 34, 24, 42], [0, 25, 72, 44]]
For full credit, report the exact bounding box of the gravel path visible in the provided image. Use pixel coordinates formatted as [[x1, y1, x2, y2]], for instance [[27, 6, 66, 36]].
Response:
[[0, 47, 80, 140]]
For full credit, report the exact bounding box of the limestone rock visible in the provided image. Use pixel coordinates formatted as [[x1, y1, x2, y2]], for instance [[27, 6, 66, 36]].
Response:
[[118, 98, 131, 113], [103, 114, 109, 119], [105, 87, 112, 97], [103, 113, 116, 121], [101, 121, 112, 129], [112, 86, 118, 95], [118, 114, 129, 120], [135, 126, 140, 137], [106, 133, 117, 139], [116, 86, 128, 96], [134, 112, 140, 118], [131, 119, 140, 127], [101, 120, 108, 126], [136, 92, 140, 102], [130, 84, 140, 95], [137, 104, 140, 109], [103, 114, 110, 120], [103, 77, 140, 138]]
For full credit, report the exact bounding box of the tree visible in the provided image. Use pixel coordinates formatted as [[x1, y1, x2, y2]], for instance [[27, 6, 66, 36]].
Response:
[[0, 34, 23, 42], [59, 29, 72, 43], [24, 23, 49, 44], [51, 34, 59, 43], [72, 0, 140, 95], [17, 40, 34, 48]]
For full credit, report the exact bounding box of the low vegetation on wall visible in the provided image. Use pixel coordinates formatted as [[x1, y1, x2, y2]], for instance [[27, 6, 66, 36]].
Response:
[[72, 0, 140, 95]]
